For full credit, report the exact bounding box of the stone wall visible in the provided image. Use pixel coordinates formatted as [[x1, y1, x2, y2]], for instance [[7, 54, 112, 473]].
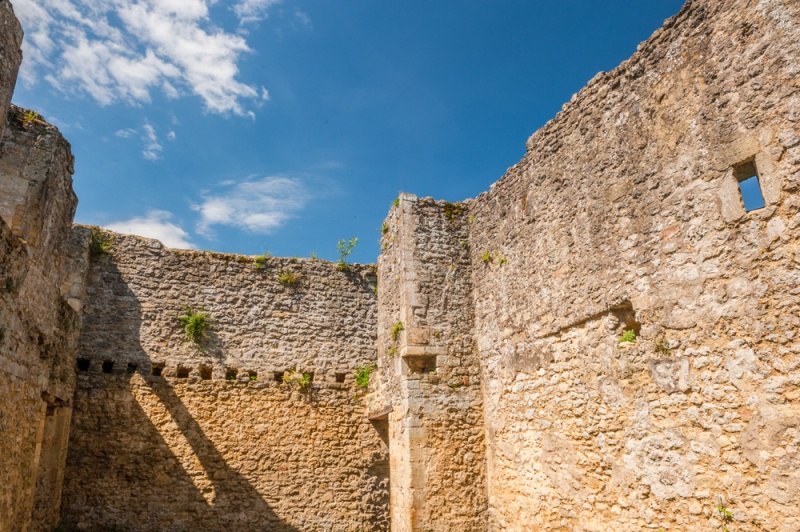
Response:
[[60, 233, 388, 530], [466, 0, 800, 529], [369, 194, 488, 531], [0, 105, 83, 532], [0, 4, 88, 530]]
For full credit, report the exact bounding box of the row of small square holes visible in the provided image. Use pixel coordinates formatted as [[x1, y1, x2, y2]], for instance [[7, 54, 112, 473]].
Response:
[[77, 359, 347, 383]]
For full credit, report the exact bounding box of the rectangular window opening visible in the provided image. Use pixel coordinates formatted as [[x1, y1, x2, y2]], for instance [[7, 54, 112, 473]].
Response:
[[734, 160, 765, 212], [248, 370, 258, 381], [335, 372, 346, 383], [126, 363, 137, 374], [225, 368, 238, 381], [151, 364, 164, 377], [405, 355, 436, 375], [274, 371, 285, 383], [176, 367, 190, 379], [199, 366, 212, 380], [76, 359, 90, 372], [101, 361, 114, 374]]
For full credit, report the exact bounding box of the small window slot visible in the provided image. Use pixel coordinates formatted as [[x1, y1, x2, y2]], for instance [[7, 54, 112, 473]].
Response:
[[151, 364, 164, 377], [248, 371, 258, 381], [101, 361, 114, 374], [199, 367, 212, 380], [734, 160, 765, 212], [126, 363, 137, 374], [76, 359, 91, 372], [274, 371, 285, 383], [176, 367, 190, 379], [335, 373, 346, 383], [405, 355, 436, 375], [225, 369, 238, 381]]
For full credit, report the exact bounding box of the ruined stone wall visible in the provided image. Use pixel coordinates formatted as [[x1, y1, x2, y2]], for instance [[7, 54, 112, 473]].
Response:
[[369, 195, 488, 531], [466, 0, 800, 529], [0, 6, 87, 532], [0, 106, 84, 531], [60, 233, 388, 530]]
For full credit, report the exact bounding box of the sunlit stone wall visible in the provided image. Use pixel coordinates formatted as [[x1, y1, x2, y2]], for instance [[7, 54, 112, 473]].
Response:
[[60, 234, 388, 531]]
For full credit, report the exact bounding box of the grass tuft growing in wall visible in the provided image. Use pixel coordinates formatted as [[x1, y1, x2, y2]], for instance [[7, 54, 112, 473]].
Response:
[[179, 306, 211, 345], [89, 227, 114, 256], [354, 363, 376, 389], [277, 270, 302, 287]]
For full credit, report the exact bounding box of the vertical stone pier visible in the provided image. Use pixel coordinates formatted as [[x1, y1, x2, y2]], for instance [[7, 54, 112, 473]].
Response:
[[370, 193, 488, 531]]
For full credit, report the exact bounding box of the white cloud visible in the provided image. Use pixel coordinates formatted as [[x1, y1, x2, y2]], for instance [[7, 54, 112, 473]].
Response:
[[106, 210, 196, 249], [114, 127, 136, 138], [15, 0, 271, 116], [294, 9, 311, 29], [167, 130, 176, 141], [193, 176, 309, 237], [234, 0, 282, 26], [141, 122, 162, 160]]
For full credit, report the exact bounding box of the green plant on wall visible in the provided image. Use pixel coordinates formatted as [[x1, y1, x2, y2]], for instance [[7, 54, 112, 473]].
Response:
[[283, 369, 312, 390], [381, 222, 389, 235], [391, 320, 404, 342], [480, 250, 494, 264], [179, 306, 210, 345], [253, 251, 271, 269], [336, 237, 358, 271], [717, 496, 733, 531], [392, 197, 400, 208], [89, 227, 114, 256], [654, 336, 670, 355], [442, 202, 465, 223], [21, 110, 41, 128], [277, 270, 302, 286], [620, 329, 637, 343], [354, 363, 376, 389]]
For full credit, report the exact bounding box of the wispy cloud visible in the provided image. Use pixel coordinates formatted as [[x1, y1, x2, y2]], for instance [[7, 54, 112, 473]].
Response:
[[192, 176, 310, 237], [141, 123, 162, 160], [106, 210, 196, 249], [114, 127, 137, 138], [234, 0, 283, 26], [15, 0, 279, 116], [294, 9, 312, 29], [113, 122, 166, 160]]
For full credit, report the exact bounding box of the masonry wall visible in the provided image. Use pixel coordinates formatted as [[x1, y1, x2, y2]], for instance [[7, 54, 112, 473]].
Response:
[[0, 104, 84, 531], [60, 234, 388, 531], [369, 195, 488, 531], [466, 0, 800, 530]]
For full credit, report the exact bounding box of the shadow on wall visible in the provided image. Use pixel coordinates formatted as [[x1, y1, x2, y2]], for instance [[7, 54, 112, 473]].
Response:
[[60, 259, 299, 531]]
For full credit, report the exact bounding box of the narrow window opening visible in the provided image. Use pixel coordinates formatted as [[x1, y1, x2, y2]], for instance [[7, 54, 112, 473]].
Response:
[[335, 372, 346, 383], [151, 364, 164, 377], [734, 160, 765, 212], [199, 366, 212, 380], [225, 368, 238, 381], [126, 363, 137, 374], [248, 370, 258, 381], [101, 361, 114, 374], [76, 359, 90, 372], [274, 371, 284, 383], [176, 367, 190, 379]]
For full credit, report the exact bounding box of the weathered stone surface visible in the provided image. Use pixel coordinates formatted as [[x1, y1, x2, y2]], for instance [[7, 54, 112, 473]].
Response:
[[369, 195, 488, 531], [0, 0, 21, 141], [465, 0, 800, 529], [3, 0, 800, 529], [0, 107, 83, 530], [60, 233, 388, 530]]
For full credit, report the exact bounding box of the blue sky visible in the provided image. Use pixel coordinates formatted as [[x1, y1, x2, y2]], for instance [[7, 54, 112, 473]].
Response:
[[13, 0, 684, 263]]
